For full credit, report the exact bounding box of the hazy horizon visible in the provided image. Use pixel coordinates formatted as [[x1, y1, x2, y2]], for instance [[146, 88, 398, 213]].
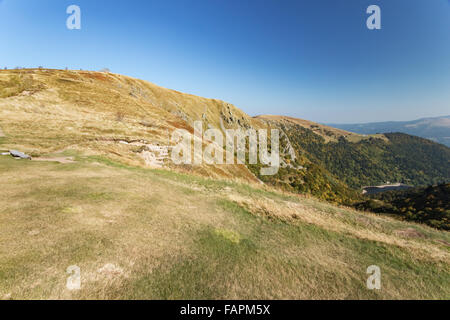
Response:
[[323, 114, 450, 125]]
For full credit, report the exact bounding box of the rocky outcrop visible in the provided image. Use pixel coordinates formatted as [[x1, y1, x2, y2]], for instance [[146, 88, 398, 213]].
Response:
[[220, 104, 252, 129], [9, 150, 32, 160]]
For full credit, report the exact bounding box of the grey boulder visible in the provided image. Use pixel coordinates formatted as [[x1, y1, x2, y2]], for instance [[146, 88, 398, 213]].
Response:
[[9, 150, 32, 160]]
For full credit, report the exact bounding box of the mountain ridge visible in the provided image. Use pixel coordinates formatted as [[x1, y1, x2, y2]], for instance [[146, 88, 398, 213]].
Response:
[[1, 69, 449, 206], [1, 69, 450, 299], [327, 116, 450, 147]]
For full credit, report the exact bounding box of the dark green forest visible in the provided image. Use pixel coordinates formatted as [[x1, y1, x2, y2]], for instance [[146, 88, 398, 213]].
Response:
[[283, 126, 449, 189], [249, 119, 450, 229], [355, 184, 450, 230]]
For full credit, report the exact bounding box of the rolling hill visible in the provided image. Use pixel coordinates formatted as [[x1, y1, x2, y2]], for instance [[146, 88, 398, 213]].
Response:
[[0, 69, 449, 299], [328, 116, 450, 147], [1, 69, 449, 204], [254, 115, 450, 203]]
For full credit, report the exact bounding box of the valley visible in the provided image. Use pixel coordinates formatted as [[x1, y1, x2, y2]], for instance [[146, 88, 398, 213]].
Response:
[[0, 69, 449, 299]]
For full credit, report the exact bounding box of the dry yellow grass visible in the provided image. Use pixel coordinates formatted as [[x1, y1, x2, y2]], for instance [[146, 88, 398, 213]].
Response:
[[0, 155, 448, 299], [0, 69, 259, 182], [1, 69, 449, 300], [227, 193, 449, 262]]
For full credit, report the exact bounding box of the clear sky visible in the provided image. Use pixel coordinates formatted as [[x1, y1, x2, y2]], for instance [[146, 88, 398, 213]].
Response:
[[1, 0, 449, 123]]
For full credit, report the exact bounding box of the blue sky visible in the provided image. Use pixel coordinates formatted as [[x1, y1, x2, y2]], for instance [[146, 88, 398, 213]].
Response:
[[1, 0, 449, 123]]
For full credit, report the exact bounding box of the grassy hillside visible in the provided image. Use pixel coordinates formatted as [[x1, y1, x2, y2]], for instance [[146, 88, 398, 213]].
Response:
[[0, 69, 449, 299], [0, 154, 449, 299], [1, 69, 448, 206], [257, 116, 450, 191], [0, 68, 259, 182]]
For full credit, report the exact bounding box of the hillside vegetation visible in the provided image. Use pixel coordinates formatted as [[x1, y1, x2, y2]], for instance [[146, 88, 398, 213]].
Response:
[[0, 68, 260, 182], [0, 69, 449, 299], [1, 69, 448, 206], [257, 116, 450, 190], [356, 184, 450, 230], [0, 154, 449, 299]]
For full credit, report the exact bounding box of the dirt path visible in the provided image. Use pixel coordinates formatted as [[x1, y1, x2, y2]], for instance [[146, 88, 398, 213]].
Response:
[[32, 157, 76, 164]]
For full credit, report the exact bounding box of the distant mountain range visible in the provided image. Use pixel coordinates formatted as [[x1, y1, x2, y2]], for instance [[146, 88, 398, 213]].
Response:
[[327, 116, 450, 147]]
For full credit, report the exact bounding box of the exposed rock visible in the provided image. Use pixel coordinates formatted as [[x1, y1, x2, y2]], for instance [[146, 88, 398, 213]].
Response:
[[280, 129, 296, 162], [9, 150, 32, 160], [139, 144, 169, 168], [129, 85, 148, 100], [172, 110, 189, 122]]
